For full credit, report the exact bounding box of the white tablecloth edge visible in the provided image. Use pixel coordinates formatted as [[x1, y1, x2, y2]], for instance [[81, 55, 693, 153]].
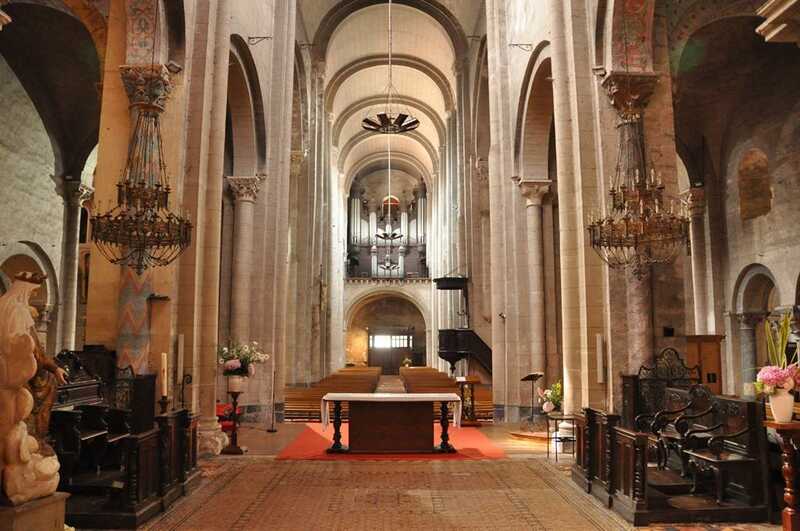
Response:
[[320, 394, 462, 430]]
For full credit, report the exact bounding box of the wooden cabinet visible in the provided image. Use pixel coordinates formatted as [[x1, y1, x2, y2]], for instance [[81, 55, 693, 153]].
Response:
[[683, 335, 724, 394]]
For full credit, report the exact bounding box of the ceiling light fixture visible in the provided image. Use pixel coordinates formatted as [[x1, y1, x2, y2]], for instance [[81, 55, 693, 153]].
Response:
[[361, 0, 420, 135]]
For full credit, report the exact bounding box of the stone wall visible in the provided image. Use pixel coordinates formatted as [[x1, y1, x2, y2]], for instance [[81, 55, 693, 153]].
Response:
[[0, 56, 63, 301]]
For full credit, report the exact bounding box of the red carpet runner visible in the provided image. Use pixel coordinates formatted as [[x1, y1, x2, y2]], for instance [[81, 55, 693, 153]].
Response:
[[277, 423, 506, 460]]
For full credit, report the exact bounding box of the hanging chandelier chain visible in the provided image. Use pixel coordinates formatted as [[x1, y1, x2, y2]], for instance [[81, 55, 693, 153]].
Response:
[[588, 8, 689, 278], [90, 0, 192, 275]]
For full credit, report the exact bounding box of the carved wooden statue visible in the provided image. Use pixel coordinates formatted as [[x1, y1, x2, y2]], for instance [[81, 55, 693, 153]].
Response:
[[0, 272, 60, 505]]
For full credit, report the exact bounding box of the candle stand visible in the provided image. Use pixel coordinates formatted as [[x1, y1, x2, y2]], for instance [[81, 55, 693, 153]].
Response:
[[222, 391, 247, 455]]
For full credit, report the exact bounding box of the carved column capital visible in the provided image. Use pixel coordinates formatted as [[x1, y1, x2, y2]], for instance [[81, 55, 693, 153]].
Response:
[[684, 186, 706, 217], [226, 176, 262, 203], [119, 64, 172, 111], [602, 72, 659, 120], [737, 312, 767, 330], [64, 181, 95, 207], [518, 179, 551, 206]]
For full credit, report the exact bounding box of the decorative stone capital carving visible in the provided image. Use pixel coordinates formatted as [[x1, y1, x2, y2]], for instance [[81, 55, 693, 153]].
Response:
[[737, 312, 767, 330], [61, 180, 94, 207], [227, 176, 262, 203], [518, 179, 551, 206], [684, 186, 706, 217], [757, 0, 800, 47], [602, 72, 659, 120], [119, 64, 172, 111]]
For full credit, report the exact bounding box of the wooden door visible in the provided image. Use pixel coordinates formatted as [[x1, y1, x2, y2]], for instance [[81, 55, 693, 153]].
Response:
[[685, 335, 724, 394]]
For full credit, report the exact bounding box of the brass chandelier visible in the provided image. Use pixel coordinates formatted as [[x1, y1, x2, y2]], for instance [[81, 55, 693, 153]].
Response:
[[361, 0, 420, 135], [587, 110, 689, 278], [91, 6, 191, 275]]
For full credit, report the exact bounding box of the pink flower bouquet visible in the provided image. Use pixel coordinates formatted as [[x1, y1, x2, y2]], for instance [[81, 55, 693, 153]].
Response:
[[755, 365, 797, 395]]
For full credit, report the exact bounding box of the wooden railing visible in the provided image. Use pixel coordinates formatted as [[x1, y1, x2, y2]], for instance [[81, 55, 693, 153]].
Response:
[[610, 426, 649, 523], [572, 408, 649, 525]]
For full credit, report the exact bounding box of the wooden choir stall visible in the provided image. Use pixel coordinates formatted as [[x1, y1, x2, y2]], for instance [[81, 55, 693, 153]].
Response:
[[49, 348, 200, 529], [572, 347, 779, 526]]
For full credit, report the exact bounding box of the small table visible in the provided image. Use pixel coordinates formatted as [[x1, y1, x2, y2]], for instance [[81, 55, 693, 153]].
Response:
[[546, 413, 575, 462], [765, 421, 800, 530]]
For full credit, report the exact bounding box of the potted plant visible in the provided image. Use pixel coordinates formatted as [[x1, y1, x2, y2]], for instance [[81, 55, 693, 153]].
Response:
[[538, 380, 563, 413], [754, 313, 798, 423], [217, 341, 270, 393]]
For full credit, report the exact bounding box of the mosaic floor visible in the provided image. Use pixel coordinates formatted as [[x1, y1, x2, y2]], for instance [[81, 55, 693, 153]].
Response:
[[141, 424, 778, 531]]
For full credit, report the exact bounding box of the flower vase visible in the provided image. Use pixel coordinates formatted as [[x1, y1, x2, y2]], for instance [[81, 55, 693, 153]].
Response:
[[228, 375, 244, 393], [769, 387, 795, 423], [542, 401, 555, 413]]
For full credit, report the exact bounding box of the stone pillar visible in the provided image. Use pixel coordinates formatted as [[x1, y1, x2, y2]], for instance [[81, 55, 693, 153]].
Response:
[[198, 0, 231, 456], [519, 180, 550, 386], [687, 187, 709, 334], [602, 72, 660, 373], [61, 181, 93, 350], [738, 313, 764, 396], [227, 176, 262, 342], [627, 269, 654, 369], [549, 0, 579, 413]]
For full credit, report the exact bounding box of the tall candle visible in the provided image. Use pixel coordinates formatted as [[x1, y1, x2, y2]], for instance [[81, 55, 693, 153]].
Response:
[[160, 352, 168, 397], [176, 334, 185, 386]]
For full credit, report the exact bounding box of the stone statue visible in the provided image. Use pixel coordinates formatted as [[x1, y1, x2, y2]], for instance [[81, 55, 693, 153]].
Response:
[[0, 272, 60, 505]]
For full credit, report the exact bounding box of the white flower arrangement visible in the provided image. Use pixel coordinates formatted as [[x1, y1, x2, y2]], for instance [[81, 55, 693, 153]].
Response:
[[217, 340, 270, 377]]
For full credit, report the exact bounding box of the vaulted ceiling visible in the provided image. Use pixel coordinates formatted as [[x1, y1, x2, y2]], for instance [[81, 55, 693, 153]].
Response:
[[298, 0, 484, 190]]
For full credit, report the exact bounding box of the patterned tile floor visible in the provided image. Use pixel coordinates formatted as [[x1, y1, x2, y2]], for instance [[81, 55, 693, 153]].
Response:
[[141, 423, 778, 531]]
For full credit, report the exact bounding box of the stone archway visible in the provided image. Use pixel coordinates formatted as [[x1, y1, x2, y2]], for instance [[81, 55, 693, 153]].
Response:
[[346, 294, 428, 375], [732, 264, 779, 395]]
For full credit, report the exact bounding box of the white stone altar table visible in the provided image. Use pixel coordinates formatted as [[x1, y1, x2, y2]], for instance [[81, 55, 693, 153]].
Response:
[[320, 393, 462, 453]]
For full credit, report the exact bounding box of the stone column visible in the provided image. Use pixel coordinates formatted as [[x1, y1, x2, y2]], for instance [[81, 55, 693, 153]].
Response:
[[602, 72, 659, 373], [61, 181, 93, 350], [738, 312, 764, 396], [627, 269, 654, 369], [518, 180, 550, 386], [227, 176, 262, 342], [198, 0, 231, 456], [687, 187, 709, 334]]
